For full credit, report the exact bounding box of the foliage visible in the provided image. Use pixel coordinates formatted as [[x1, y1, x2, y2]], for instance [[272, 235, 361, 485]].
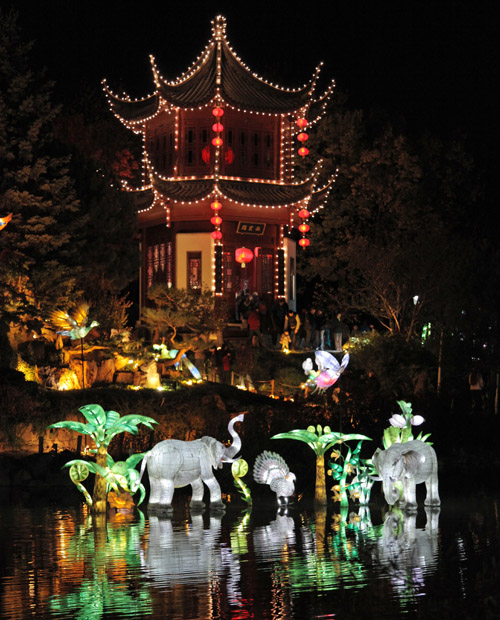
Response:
[[305, 98, 477, 340], [47, 403, 157, 449], [382, 400, 432, 448], [142, 285, 229, 346], [346, 331, 436, 401], [272, 424, 370, 505], [328, 439, 375, 506], [0, 10, 83, 329], [47, 403, 157, 512], [65, 452, 148, 507], [232, 458, 252, 504]]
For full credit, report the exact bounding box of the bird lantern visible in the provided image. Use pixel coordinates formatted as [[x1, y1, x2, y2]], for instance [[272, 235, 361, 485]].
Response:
[[235, 247, 254, 268]]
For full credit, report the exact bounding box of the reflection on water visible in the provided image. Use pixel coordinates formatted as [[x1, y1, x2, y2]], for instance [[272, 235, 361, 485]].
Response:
[[1, 492, 500, 619]]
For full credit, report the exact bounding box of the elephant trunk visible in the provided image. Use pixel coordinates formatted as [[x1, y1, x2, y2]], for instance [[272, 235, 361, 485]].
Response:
[[383, 475, 401, 506], [223, 413, 245, 460]]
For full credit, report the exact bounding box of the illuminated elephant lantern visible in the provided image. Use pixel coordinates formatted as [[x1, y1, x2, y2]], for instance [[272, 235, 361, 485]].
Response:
[[372, 440, 440, 511], [140, 414, 244, 511]]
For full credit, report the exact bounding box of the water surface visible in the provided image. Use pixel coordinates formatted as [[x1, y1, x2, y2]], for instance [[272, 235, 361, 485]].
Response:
[[1, 489, 499, 620]]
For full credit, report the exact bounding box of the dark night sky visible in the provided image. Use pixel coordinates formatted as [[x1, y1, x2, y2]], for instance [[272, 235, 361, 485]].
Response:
[[6, 0, 499, 198]]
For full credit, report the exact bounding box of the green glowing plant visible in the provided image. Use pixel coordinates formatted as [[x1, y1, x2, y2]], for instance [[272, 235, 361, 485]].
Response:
[[48, 404, 157, 513], [232, 458, 252, 505], [328, 439, 375, 507], [383, 400, 432, 448], [65, 452, 148, 508], [272, 425, 369, 506]]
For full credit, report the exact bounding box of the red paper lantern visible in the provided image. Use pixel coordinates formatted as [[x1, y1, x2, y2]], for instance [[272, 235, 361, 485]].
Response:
[[211, 201, 222, 211], [296, 118, 308, 128], [235, 247, 254, 268], [202, 146, 210, 164], [224, 147, 234, 164], [212, 137, 223, 146], [211, 230, 222, 240], [299, 238, 310, 248], [211, 215, 222, 226], [299, 223, 310, 233], [298, 146, 310, 157], [297, 132, 309, 142], [212, 122, 224, 133], [298, 208, 310, 219], [212, 107, 224, 117]]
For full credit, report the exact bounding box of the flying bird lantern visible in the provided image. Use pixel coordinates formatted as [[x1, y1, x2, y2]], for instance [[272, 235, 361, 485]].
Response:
[[0, 213, 13, 230], [302, 351, 349, 392]]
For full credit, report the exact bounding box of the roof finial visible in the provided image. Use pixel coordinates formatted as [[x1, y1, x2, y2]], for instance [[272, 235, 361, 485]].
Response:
[[212, 15, 227, 40]]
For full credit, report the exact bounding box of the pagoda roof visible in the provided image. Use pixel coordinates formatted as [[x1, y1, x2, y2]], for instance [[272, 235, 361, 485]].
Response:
[[135, 171, 335, 214], [104, 16, 334, 122]]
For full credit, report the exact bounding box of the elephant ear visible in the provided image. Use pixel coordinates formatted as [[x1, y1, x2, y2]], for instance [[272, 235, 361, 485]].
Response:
[[200, 436, 222, 470], [372, 448, 383, 476], [402, 450, 424, 475]]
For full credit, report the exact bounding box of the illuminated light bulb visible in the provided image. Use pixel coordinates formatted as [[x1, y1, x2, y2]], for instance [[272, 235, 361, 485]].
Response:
[[212, 122, 224, 132], [211, 215, 222, 225], [296, 118, 308, 128], [297, 132, 309, 142], [212, 137, 223, 146], [298, 146, 310, 157], [298, 208, 310, 219], [212, 107, 224, 117], [211, 230, 222, 240], [299, 238, 310, 248], [299, 223, 310, 233], [211, 201, 222, 210]]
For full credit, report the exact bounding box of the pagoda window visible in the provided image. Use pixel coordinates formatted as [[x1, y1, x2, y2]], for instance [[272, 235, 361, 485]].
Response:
[[227, 130, 233, 145], [258, 252, 274, 295], [253, 132, 260, 146], [147, 241, 173, 289], [187, 252, 202, 291], [223, 251, 233, 292], [252, 153, 259, 166], [240, 131, 247, 145]]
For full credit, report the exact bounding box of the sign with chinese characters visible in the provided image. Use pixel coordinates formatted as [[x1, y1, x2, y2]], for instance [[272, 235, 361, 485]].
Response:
[[236, 222, 266, 235]]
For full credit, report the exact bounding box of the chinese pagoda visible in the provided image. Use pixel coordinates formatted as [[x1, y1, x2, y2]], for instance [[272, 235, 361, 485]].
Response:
[[103, 15, 335, 313]]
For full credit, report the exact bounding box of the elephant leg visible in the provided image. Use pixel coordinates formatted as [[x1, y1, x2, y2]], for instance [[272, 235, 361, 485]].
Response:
[[204, 475, 225, 510], [159, 478, 175, 506], [190, 478, 205, 508], [424, 473, 441, 506], [149, 478, 161, 505], [403, 476, 417, 511]]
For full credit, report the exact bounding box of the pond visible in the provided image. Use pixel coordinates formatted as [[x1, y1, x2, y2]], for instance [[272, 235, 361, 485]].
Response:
[[1, 485, 499, 620]]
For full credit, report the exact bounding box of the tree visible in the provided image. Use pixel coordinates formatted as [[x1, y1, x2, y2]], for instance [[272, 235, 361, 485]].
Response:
[[272, 425, 369, 506], [142, 285, 229, 349], [306, 99, 476, 339], [0, 11, 83, 338], [48, 403, 157, 514]]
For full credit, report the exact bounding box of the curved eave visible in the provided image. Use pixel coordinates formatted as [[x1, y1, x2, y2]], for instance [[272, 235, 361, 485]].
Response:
[[149, 175, 316, 206], [103, 83, 160, 123]]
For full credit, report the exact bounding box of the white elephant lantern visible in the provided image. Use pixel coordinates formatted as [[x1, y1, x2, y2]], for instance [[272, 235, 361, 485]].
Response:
[[140, 413, 245, 511], [372, 440, 440, 511]]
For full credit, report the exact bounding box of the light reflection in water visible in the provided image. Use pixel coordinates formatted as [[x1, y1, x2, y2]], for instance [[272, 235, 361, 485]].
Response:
[[0, 495, 499, 620]]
